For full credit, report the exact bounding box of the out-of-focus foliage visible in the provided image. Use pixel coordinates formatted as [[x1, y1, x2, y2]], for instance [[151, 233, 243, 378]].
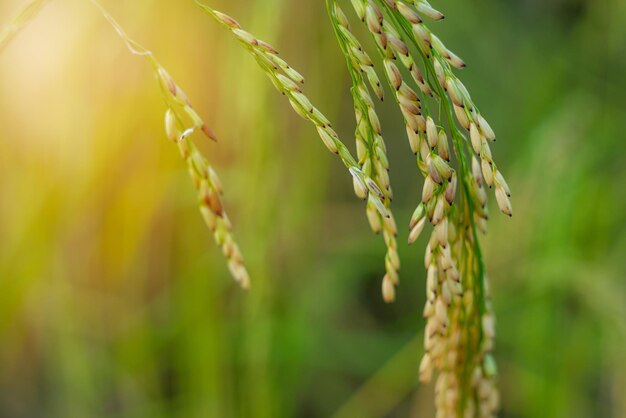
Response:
[[0, 0, 624, 417]]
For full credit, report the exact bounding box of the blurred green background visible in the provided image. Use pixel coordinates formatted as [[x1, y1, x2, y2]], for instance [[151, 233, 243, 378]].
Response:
[[1, 0, 625, 417]]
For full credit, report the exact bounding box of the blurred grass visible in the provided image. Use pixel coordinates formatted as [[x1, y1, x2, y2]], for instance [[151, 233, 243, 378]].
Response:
[[0, 0, 625, 417]]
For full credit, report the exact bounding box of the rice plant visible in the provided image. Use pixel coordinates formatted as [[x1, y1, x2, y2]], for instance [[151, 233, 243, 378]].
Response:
[[2, 1, 511, 416]]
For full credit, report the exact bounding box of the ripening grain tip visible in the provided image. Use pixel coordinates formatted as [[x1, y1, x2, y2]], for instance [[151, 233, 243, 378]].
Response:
[[470, 123, 482, 154], [433, 154, 453, 180], [383, 59, 403, 91], [199, 206, 217, 231], [207, 188, 224, 217], [445, 174, 457, 204], [257, 39, 279, 55], [481, 159, 494, 188], [366, 178, 385, 200], [398, 2, 422, 24], [432, 197, 445, 225], [334, 4, 350, 28], [433, 59, 445, 86], [447, 51, 466, 69], [240, 277, 251, 291], [409, 203, 426, 229], [445, 78, 464, 107], [180, 127, 195, 143], [164, 109, 178, 142], [482, 315, 496, 339], [382, 274, 396, 303], [388, 248, 401, 271], [316, 125, 339, 154], [422, 175, 436, 203], [494, 170, 511, 197], [478, 114, 496, 140], [408, 217, 426, 244], [454, 104, 471, 130], [495, 185, 513, 217], [366, 204, 383, 233], [415, 1, 445, 21], [201, 124, 218, 142], [213, 10, 241, 29], [208, 167, 223, 195], [419, 354, 433, 383], [233, 28, 258, 46], [412, 22, 431, 46], [426, 117, 438, 149]]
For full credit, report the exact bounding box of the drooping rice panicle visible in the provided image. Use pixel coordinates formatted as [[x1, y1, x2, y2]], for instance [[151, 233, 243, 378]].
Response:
[[196, 1, 395, 291], [334, 0, 508, 415], [352, 2, 469, 414], [0, 0, 49, 53], [386, 1, 504, 416], [328, 3, 400, 303], [89, 0, 249, 289]]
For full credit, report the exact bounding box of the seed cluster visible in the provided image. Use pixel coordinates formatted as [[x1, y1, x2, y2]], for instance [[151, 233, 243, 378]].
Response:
[[160, 68, 250, 290], [330, 5, 400, 302], [331, 0, 509, 416], [89, 0, 250, 289]]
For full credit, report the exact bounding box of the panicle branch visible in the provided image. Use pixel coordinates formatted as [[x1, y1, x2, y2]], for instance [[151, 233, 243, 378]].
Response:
[[329, 3, 400, 303], [91, 0, 250, 289]]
